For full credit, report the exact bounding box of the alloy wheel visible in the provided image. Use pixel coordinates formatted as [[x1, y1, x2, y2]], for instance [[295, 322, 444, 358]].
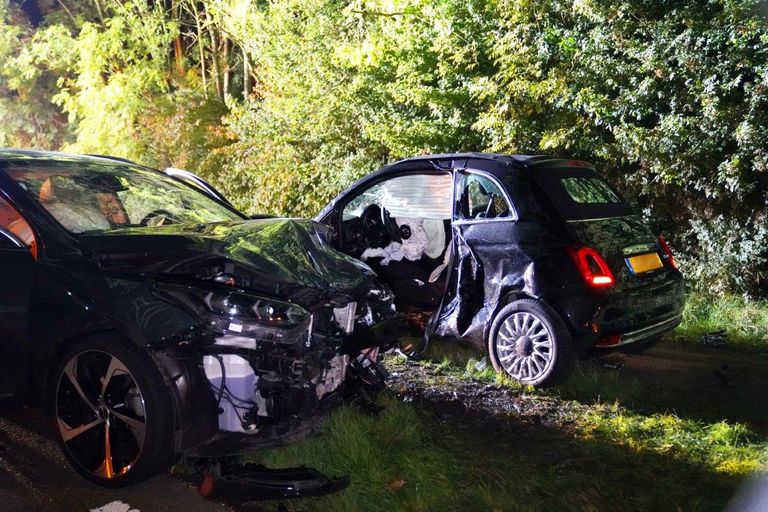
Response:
[[55, 350, 147, 479], [495, 311, 554, 382]]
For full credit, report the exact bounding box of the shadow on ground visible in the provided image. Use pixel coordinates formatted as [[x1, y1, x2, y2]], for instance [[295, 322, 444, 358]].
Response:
[[560, 343, 768, 435]]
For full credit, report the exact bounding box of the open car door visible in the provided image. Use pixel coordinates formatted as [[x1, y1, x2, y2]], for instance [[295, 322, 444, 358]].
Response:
[[316, 168, 457, 355]]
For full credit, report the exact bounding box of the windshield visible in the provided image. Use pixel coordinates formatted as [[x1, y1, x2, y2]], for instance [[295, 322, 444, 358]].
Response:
[[2, 160, 244, 234]]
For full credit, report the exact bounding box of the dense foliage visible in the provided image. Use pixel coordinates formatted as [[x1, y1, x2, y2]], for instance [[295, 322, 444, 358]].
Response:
[[1, 0, 766, 295]]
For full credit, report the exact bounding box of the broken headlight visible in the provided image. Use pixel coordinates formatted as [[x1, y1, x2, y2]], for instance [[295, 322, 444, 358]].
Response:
[[155, 282, 311, 342], [202, 291, 309, 328]]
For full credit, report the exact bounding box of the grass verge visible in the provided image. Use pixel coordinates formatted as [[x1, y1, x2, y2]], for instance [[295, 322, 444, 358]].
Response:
[[676, 291, 768, 352], [242, 352, 767, 511]]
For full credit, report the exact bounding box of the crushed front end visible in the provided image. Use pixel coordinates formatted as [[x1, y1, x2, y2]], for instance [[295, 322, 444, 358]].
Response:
[[151, 278, 399, 456]]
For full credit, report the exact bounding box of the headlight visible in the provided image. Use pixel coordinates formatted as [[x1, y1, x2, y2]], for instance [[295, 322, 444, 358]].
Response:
[[154, 282, 311, 342], [202, 291, 309, 328]]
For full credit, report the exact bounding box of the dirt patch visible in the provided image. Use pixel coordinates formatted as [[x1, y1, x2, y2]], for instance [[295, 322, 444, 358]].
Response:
[[590, 345, 768, 434]]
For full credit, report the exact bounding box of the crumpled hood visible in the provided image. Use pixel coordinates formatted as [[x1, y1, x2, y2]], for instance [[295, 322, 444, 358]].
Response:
[[78, 218, 375, 301]]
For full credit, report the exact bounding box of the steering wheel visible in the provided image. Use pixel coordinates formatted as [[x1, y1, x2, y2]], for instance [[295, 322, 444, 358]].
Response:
[[140, 209, 178, 227], [360, 204, 401, 248]]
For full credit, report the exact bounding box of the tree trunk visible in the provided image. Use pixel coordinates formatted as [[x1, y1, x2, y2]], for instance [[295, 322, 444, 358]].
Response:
[[173, 36, 184, 75], [243, 46, 252, 98], [189, 1, 208, 98], [207, 24, 223, 100], [223, 37, 230, 97]]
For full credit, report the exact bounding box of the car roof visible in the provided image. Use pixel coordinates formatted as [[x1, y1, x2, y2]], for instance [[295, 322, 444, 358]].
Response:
[[0, 148, 138, 166], [384, 152, 594, 172]]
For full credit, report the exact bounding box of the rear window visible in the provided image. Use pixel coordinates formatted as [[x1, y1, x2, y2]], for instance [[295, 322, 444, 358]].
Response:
[[561, 176, 622, 204], [532, 168, 635, 220]]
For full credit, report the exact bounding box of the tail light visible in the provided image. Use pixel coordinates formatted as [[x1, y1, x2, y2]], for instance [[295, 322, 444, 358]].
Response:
[[567, 246, 615, 288], [657, 236, 678, 270]]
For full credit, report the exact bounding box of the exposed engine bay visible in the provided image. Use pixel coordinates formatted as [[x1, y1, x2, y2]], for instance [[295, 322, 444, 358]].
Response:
[[153, 258, 396, 439]]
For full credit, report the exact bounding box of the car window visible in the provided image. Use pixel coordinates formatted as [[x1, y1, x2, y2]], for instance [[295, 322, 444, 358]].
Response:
[[343, 173, 453, 221], [3, 162, 244, 234], [561, 176, 622, 204], [458, 173, 511, 220], [0, 194, 37, 257], [532, 168, 635, 220]]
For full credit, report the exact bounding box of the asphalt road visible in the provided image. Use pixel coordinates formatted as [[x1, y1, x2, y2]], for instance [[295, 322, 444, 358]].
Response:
[[0, 402, 228, 512]]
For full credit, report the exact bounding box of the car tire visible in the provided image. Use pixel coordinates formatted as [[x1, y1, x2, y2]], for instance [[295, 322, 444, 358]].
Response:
[[50, 332, 175, 487], [619, 334, 664, 355], [488, 299, 574, 387]]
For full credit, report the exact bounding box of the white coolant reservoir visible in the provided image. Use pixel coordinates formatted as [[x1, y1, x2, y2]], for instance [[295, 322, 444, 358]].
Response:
[[203, 354, 257, 433]]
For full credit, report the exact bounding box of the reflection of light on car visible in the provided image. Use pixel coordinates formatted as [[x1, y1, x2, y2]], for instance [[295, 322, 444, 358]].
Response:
[[726, 475, 768, 511]]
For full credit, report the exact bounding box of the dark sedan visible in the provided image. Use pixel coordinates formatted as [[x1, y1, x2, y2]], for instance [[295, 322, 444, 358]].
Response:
[[0, 149, 397, 486]]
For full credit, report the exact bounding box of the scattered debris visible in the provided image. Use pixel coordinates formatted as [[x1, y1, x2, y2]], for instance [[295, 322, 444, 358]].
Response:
[[599, 358, 625, 370], [474, 357, 488, 372], [386, 356, 587, 429], [701, 330, 728, 347], [194, 461, 349, 501]]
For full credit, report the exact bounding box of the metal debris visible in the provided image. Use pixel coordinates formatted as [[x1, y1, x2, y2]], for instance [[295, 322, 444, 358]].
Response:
[[701, 329, 728, 347]]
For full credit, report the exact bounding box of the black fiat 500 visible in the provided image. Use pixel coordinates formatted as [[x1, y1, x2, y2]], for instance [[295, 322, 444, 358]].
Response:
[[316, 153, 685, 386], [0, 149, 397, 486]]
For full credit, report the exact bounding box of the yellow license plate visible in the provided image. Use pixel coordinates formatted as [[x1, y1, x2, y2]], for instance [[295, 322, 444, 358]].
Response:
[[626, 252, 663, 274]]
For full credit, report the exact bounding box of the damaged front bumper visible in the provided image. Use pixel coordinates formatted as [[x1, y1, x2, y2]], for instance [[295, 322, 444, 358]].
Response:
[[150, 281, 402, 458]]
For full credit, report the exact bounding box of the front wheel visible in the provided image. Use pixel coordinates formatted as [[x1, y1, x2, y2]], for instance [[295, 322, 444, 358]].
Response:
[[50, 333, 176, 487], [487, 299, 574, 387]]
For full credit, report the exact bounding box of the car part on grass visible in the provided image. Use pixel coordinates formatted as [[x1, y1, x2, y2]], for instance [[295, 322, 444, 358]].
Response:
[[701, 329, 728, 347], [196, 460, 349, 501]]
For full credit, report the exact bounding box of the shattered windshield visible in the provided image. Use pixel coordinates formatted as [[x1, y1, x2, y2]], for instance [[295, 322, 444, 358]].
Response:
[[2, 160, 244, 234]]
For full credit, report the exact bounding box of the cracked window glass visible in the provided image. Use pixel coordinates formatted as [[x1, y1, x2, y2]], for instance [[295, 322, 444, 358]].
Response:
[[458, 174, 511, 220]]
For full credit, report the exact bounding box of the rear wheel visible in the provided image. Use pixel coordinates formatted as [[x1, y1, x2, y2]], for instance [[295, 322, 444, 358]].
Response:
[[488, 299, 574, 387], [50, 333, 175, 487]]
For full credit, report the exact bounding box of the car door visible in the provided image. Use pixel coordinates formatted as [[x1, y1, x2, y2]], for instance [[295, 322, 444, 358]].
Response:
[[325, 170, 454, 311], [0, 226, 34, 395], [446, 169, 519, 342]]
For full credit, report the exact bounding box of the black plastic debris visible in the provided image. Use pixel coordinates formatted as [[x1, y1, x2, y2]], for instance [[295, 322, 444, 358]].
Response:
[[599, 358, 624, 370], [197, 462, 349, 500], [701, 330, 728, 347]]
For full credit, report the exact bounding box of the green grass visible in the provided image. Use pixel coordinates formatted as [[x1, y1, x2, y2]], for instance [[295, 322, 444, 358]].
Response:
[[676, 291, 768, 352], [245, 392, 766, 511], [242, 350, 767, 511], [236, 294, 768, 510]]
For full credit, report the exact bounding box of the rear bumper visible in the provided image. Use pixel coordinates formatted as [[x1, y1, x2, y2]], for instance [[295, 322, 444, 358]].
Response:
[[594, 312, 683, 348], [554, 272, 685, 353]]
